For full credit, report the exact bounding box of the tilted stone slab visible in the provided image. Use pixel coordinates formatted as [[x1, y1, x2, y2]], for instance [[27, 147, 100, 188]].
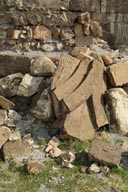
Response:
[[51, 53, 80, 90], [107, 60, 128, 86], [54, 59, 91, 101], [64, 102, 95, 141]]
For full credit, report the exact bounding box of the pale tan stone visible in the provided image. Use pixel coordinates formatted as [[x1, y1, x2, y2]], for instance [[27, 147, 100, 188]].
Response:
[[101, 54, 113, 66], [64, 102, 95, 141], [107, 60, 128, 86], [33, 25, 52, 40]]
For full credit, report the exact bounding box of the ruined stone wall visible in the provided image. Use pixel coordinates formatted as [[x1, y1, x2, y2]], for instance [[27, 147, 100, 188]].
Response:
[[0, 0, 127, 52], [90, 0, 128, 46]]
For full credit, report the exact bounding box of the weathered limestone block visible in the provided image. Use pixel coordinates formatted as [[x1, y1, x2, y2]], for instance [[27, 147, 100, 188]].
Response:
[[51, 53, 80, 90], [64, 101, 95, 141], [0, 73, 23, 97], [0, 96, 15, 110], [53, 59, 90, 101], [90, 21, 103, 37], [30, 88, 54, 121], [60, 27, 74, 40], [107, 60, 128, 86], [33, 25, 52, 40], [89, 136, 122, 167], [30, 56, 56, 77], [0, 54, 31, 77], [3, 138, 32, 163], [106, 88, 128, 135], [17, 74, 43, 97], [0, 126, 10, 148], [0, 109, 7, 125]]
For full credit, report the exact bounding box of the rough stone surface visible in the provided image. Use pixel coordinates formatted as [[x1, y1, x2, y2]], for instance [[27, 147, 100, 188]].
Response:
[[33, 25, 52, 40], [106, 88, 128, 135], [0, 126, 10, 148], [89, 136, 122, 167], [0, 110, 8, 126], [69, 0, 88, 11], [17, 74, 43, 97], [26, 160, 45, 175], [3, 138, 32, 163], [64, 102, 95, 141], [101, 54, 113, 66], [0, 73, 23, 97], [30, 56, 56, 76], [107, 60, 128, 86], [0, 96, 15, 110], [30, 88, 54, 121], [51, 53, 80, 90]]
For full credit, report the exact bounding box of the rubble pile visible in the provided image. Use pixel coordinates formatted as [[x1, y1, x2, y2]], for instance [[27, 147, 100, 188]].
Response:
[[0, 0, 128, 175]]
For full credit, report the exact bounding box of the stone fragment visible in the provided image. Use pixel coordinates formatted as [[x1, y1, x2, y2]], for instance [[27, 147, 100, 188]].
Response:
[[106, 88, 128, 135], [51, 53, 80, 90], [56, 151, 75, 168], [9, 130, 21, 141], [41, 44, 55, 52], [30, 88, 53, 121], [30, 56, 56, 77], [60, 27, 74, 40], [71, 47, 88, 60], [0, 73, 23, 97], [90, 21, 103, 37], [107, 60, 128, 86], [0, 110, 7, 126], [3, 138, 32, 163], [64, 102, 95, 141], [87, 163, 100, 174], [74, 24, 83, 37], [17, 74, 43, 97], [0, 96, 15, 110], [101, 54, 113, 66], [89, 136, 122, 167], [69, 0, 88, 11], [7, 29, 21, 39], [33, 25, 52, 40], [75, 36, 93, 47], [78, 12, 91, 24], [26, 160, 45, 175], [0, 126, 10, 148], [8, 110, 22, 122], [45, 136, 63, 158], [83, 23, 91, 36]]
